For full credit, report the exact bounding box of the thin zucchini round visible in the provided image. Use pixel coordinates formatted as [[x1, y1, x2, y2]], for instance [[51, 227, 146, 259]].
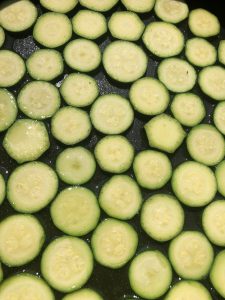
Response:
[[79, 0, 119, 12], [0, 174, 5, 206], [121, 0, 155, 13], [218, 40, 225, 65], [0, 88, 17, 132], [62, 289, 103, 300], [214, 102, 225, 135], [215, 160, 225, 197], [0, 27, 5, 48], [40, 0, 78, 13], [210, 250, 225, 298]]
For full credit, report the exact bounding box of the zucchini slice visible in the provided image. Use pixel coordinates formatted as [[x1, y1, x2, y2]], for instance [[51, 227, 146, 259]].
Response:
[[51, 106, 91, 145], [33, 12, 72, 48], [0, 50, 25, 87], [185, 38, 216, 68], [198, 66, 225, 101], [7, 162, 58, 213], [189, 8, 220, 38], [103, 40, 147, 83], [56, 147, 96, 185], [218, 40, 225, 65], [187, 124, 225, 166], [0, 0, 38, 32], [0, 27, 5, 48], [202, 200, 225, 247], [90, 94, 134, 134], [60, 73, 99, 107], [171, 93, 206, 127], [141, 194, 184, 242], [165, 281, 212, 300], [72, 10, 107, 40], [0, 174, 5, 205], [145, 114, 186, 153], [94, 135, 134, 174], [129, 77, 170, 115], [63, 289, 103, 300], [169, 231, 214, 280], [0, 214, 45, 266], [99, 175, 142, 220], [214, 102, 225, 135], [158, 58, 197, 93], [26, 49, 64, 81], [41, 236, 93, 292], [215, 160, 225, 197], [51, 187, 100, 236], [0, 274, 54, 300], [129, 250, 172, 299], [80, 0, 119, 11], [40, 0, 78, 13], [143, 21, 184, 58], [121, 0, 155, 13], [210, 250, 225, 298], [172, 161, 217, 207], [18, 81, 61, 120], [109, 11, 144, 41], [133, 150, 172, 189], [64, 39, 101, 72], [91, 218, 138, 269], [3, 119, 49, 163], [154, 0, 189, 24], [0, 88, 17, 132]]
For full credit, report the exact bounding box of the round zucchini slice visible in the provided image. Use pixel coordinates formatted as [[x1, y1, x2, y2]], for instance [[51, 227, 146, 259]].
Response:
[[62, 289, 103, 300], [121, 0, 155, 13], [210, 250, 225, 298], [215, 160, 225, 197], [79, 0, 119, 11], [41, 236, 93, 292], [40, 0, 78, 13], [0, 88, 17, 132], [0, 27, 5, 48], [0, 174, 5, 205], [214, 101, 225, 135], [218, 40, 225, 65], [103, 40, 147, 83], [0, 214, 45, 267], [7, 162, 58, 213]]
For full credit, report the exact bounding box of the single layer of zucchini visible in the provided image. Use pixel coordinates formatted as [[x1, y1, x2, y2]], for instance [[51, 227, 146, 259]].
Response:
[[121, 0, 155, 13], [72, 10, 107, 40], [218, 40, 225, 65], [202, 200, 225, 247], [41, 236, 93, 292], [158, 58, 197, 93], [165, 281, 212, 300], [172, 161, 217, 207], [99, 175, 142, 220], [154, 0, 189, 24], [0, 0, 38, 32], [129, 77, 169, 115], [62, 289, 103, 300], [215, 160, 225, 197], [80, 0, 119, 11], [90, 94, 134, 134], [189, 8, 220, 38], [169, 231, 214, 280], [0, 214, 45, 266], [7, 162, 58, 213], [129, 250, 172, 299], [133, 150, 172, 189], [51, 106, 91, 145], [40, 0, 78, 13], [0, 50, 25, 87], [198, 66, 225, 101], [185, 38, 216, 68], [51, 187, 100, 236], [64, 39, 101, 72], [0, 88, 17, 132], [143, 21, 184, 58], [214, 102, 225, 135], [141, 194, 184, 242], [18, 81, 61, 120], [33, 12, 72, 48], [109, 11, 144, 41], [187, 124, 225, 166], [94, 135, 134, 173], [0, 274, 55, 300], [56, 147, 96, 185], [103, 41, 147, 83], [60, 73, 99, 107], [145, 114, 186, 153], [91, 218, 138, 269], [3, 119, 49, 163], [26, 49, 64, 81], [0, 174, 5, 205], [171, 93, 206, 127], [210, 250, 225, 298], [0, 27, 5, 48]]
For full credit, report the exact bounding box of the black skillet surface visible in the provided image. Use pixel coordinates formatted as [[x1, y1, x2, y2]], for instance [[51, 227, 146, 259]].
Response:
[[0, 0, 225, 299]]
